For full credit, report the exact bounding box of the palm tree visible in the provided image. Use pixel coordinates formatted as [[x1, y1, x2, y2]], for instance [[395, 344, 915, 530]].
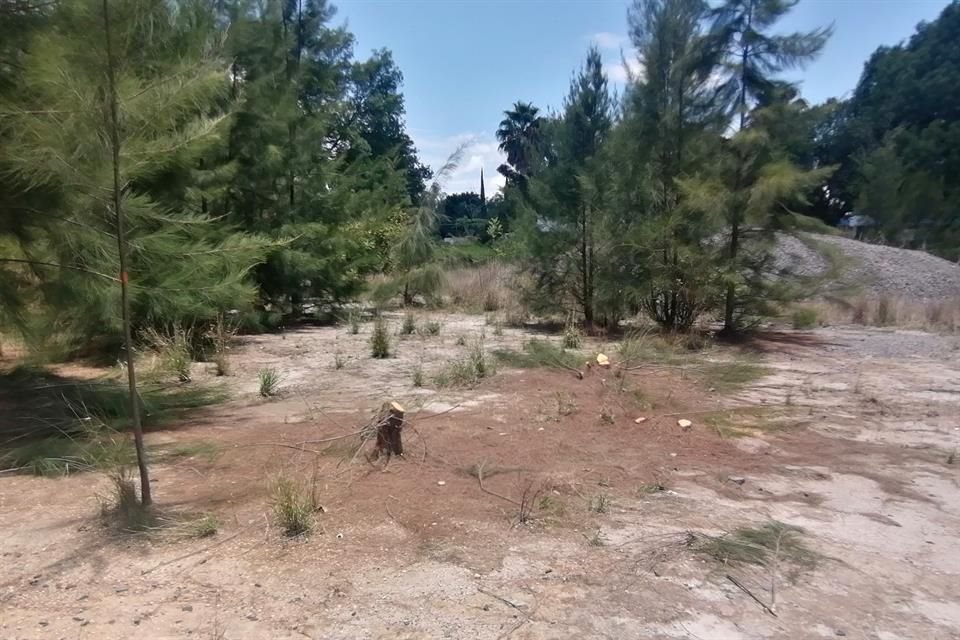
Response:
[[495, 101, 543, 178]]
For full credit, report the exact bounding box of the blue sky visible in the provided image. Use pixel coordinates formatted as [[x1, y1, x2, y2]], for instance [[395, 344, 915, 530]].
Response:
[[335, 0, 952, 194]]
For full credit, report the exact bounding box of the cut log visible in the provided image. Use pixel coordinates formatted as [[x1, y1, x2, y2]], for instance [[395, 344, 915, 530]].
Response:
[[374, 401, 405, 459]]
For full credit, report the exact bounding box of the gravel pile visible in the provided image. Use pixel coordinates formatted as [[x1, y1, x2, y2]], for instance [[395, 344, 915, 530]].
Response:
[[774, 233, 960, 299]]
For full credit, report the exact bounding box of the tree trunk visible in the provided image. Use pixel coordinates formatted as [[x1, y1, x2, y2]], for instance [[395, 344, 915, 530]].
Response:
[[102, 0, 151, 506], [374, 401, 405, 459]]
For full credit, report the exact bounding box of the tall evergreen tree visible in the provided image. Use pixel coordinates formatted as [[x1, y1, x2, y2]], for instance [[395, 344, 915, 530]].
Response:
[[0, 0, 266, 504], [709, 0, 831, 331], [611, 0, 726, 330], [520, 47, 614, 326]]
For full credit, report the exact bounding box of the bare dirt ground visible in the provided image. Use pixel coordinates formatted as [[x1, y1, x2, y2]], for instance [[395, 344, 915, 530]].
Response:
[[2, 314, 960, 640]]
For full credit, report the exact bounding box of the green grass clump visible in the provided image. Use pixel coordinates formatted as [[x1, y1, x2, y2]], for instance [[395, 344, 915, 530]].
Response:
[[258, 367, 283, 397], [493, 339, 582, 370], [370, 317, 391, 358], [270, 475, 320, 537], [434, 342, 494, 388], [791, 307, 819, 330]]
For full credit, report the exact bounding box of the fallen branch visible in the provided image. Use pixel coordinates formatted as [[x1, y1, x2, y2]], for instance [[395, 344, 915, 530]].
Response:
[[726, 574, 777, 617], [478, 586, 525, 610], [476, 460, 522, 507], [233, 442, 323, 455]]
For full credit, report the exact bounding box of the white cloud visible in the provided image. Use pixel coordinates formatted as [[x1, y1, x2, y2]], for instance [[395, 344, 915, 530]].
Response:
[[590, 31, 628, 50], [413, 132, 506, 196], [603, 54, 644, 84]]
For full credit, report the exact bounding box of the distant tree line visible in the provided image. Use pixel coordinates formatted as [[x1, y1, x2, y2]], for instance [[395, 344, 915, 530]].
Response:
[[494, 0, 960, 332]]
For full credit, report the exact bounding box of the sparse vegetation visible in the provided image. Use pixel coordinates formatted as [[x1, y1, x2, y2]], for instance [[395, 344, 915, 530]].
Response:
[[370, 317, 391, 358], [418, 319, 442, 336], [258, 367, 283, 397], [334, 350, 346, 370], [434, 341, 494, 387], [412, 363, 424, 387], [100, 468, 157, 532], [791, 307, 819, 330], [348, 309, 362, 335], [693, 521, 817, 570], [269, 474, 321, 537], [401, 311, 417, 335], [589, 493, 610, 514], [493, 339, 582, 370]]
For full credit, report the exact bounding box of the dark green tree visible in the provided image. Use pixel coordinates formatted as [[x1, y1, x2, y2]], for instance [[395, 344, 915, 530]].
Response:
[[519, 47, 613, 327]]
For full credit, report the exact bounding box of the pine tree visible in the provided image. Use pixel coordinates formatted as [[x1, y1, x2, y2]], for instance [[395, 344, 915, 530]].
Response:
[[520, 47, 613, 327], [610, 0, 726, 330], [709, 0, 831, 331], [0, 0, 266, 504]]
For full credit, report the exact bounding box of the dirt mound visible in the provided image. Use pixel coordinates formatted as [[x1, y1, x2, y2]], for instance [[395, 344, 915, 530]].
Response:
[[776, 233, 960, 299]]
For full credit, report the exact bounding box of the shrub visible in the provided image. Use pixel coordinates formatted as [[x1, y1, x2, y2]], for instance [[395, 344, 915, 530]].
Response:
[[418, 320, 442, 336], [401, 312, 416, 335], [370, 317, 391, 358], [258, 367, 282, 397], [791, 307, 818, 330]]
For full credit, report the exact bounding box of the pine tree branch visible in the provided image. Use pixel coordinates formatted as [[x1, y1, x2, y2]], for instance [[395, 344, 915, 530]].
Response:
[[0, 258, 120, 282]]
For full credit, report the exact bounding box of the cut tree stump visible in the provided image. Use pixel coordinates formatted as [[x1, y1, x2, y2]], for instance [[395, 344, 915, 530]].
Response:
[[373, 401, 405, 459]]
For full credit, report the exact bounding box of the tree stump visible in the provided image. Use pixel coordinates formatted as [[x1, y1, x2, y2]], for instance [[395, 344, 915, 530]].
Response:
[[373, 401, 405, 459]]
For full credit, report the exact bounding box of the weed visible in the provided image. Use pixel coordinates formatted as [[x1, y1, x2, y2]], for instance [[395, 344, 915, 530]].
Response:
[[538, 494, 566, 518], [692, 521, 817, 570], [258, 367, 282, 397], [948, 449, 956, 465], [184, 514, 219, 538], [493, 339, 581, 370], [209, 313, 235, 376], [584, 528, 605, 547], [516, 480, 542, 526], [100, 468, 156, 532], [600, 407, 615, 424], [483, 290, 500, 312], [333, 350, 346, 370], [269, 474, 320, 537], [412, 363, 424, 387], [401, 312, 417, 335], [637, 481, 667, 495], [492, 320, 504, 336], [370, 317, 391, 358], [418, 320, 442, 336], [555, 392, 577, 417], [562, 317, 582, 349], [851, 297, 869, 324], [348, 308, 361, 335], [142, 326, 193, 382], [589, 493, 610, 514], [875, 296, 894, 326], [791, 307, 819, 330], [434, 341, 494, 388], [455, 335, 467, 346]]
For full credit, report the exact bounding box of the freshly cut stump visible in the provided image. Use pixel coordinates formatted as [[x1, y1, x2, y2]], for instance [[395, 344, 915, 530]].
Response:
[[374, 401, 405, 459]]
